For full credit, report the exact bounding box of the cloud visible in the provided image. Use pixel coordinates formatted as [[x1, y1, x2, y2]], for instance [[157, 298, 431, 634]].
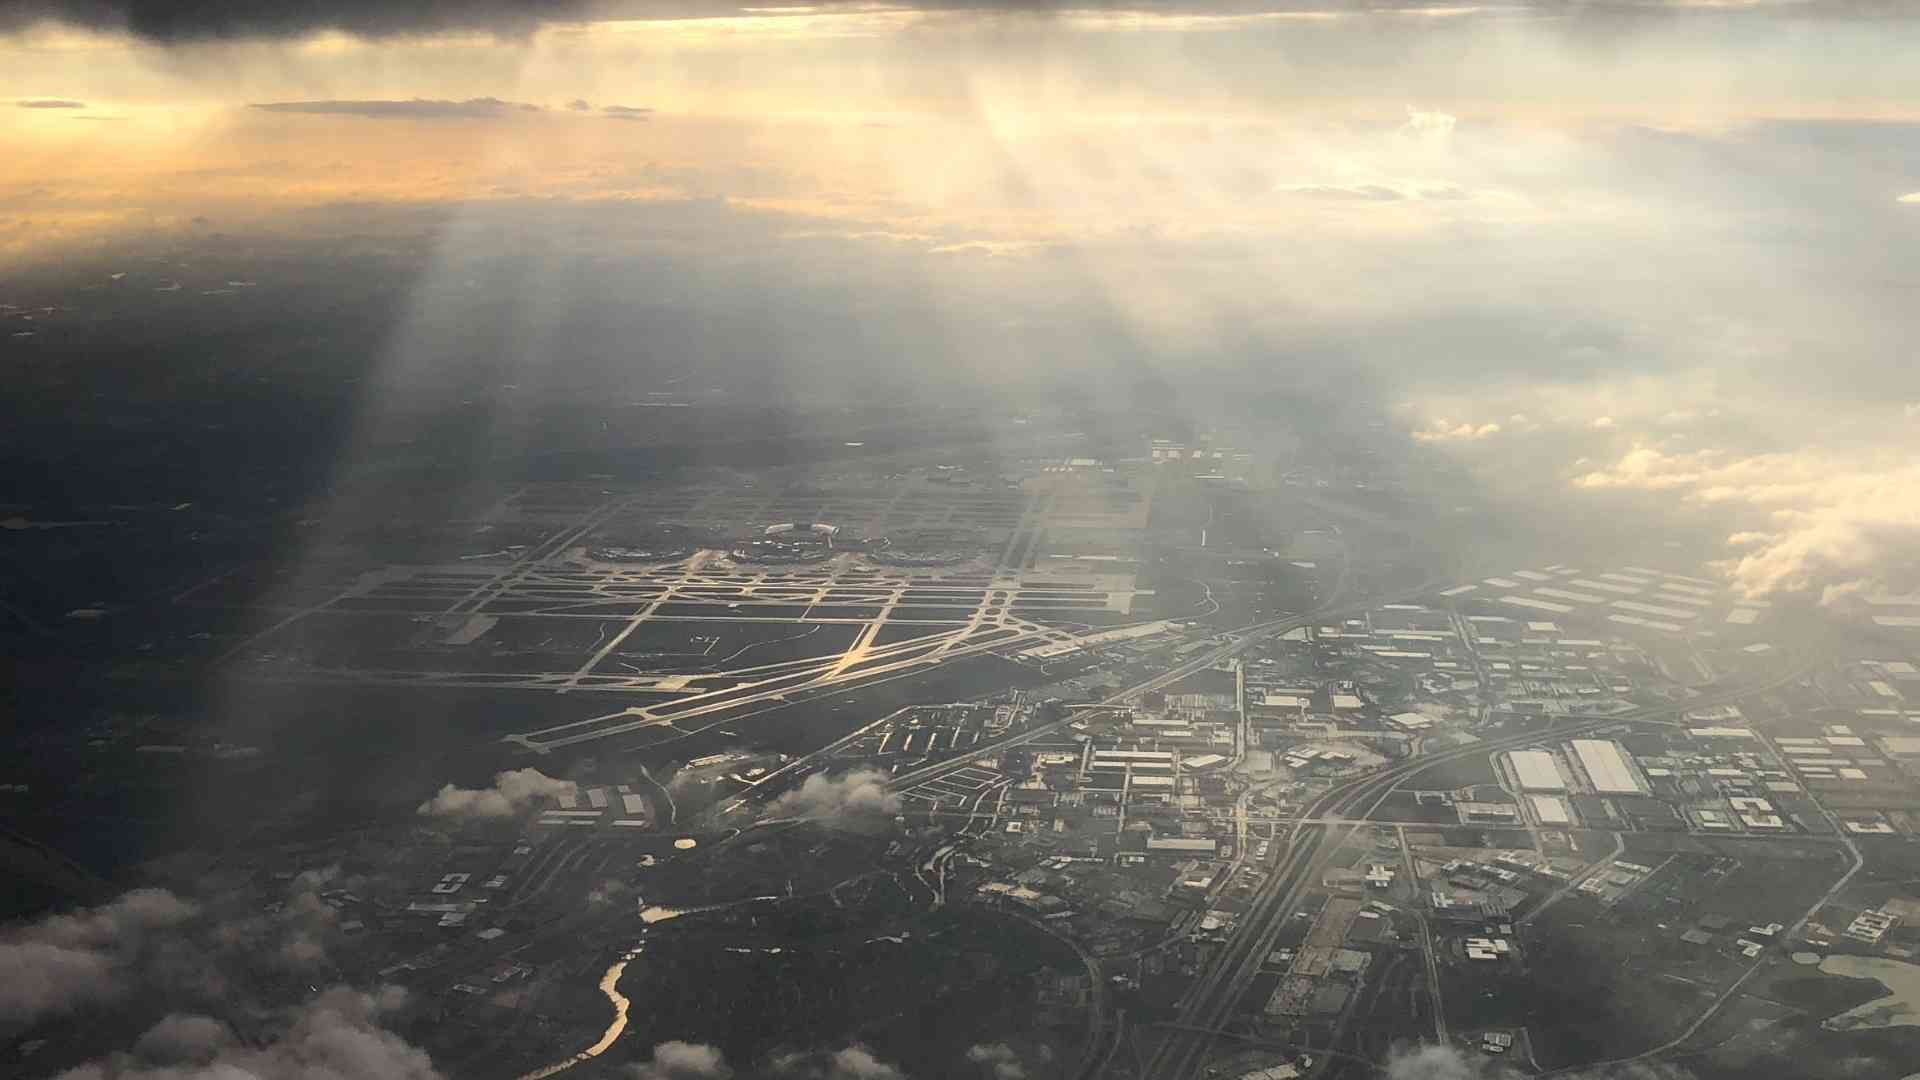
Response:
[[769, 769, 900, 823], [17, 99, 86, 108], [1, 888, 200, 1029], [0, 0, 599, 41], [825, 1046, 905, 1080], [16, 0, 1897, 45], [0, 941, 118, 1027], [605, 105, 655, 118], [1572, 444, 1920, 600], [251, 98, 543, 119], [631, 1041, 732, 1080], [1283, 184, 1405, 201], [1279, 180, 1477, 203], [1413, 419, 1502, 442], [1591, 415, 1617, 430], [1571, 445, 1710, 492], [1399, 107, 1457, 147], [568, 99, 592, 111], [58, 986, 440, 1080], [417, 767, 577, 820], [1383, 1044, 1694, 1080], [0, 871, 391, 1036], [768, 1044, 908, 1080], [131, 1014, 234, 1064], [586, 878, 631, 906], [1, 880, 445, 1076], [1899, 192, 1920, 204], [926, 240, 1057, 258], [22, 888, 198, 950], [966, 1043, 1026, 1080], [188, 866, 353, 974]]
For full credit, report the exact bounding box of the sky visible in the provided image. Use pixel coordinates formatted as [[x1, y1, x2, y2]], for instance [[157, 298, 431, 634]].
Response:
[[6, 1, 1920, 602]]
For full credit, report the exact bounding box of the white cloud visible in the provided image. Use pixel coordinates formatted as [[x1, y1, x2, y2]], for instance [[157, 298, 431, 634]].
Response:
[[1899, 191, 1920, 204], [967, 1043, 1026, 1080], [1399, 107, 1457, 149], [1571, 445, 1716, 492], [1383, 1043, 1694, 1080], [630, 1041, 732, 1080], [770, 1044, 908, 1080], [769, 769, 901, 823], [1412, 419, 1503, 442], [823, 1046, 906, 1080], [1572, 444, 1920, 600], [416, 768, 577, 820], [1590, 415, 1616, 430]]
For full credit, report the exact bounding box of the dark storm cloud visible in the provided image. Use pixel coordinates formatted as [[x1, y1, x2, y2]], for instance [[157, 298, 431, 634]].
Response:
[[17, 98, 86, 107], [251, 97, 544, 118], [0, 872, 377, 1037], [6, 1, 1914, 43], [0, 888, 197, 1028], [60, 987, 440, 1080], [0, 0, 599, 41], [0, 941, 118, 1027], [3, 884, 441, 1077], [20, 887, 199, 950]]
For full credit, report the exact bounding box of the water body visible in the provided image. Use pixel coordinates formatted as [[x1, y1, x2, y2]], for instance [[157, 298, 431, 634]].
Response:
[[516, 948, 640, 1079], [1820, 955, 1920, 1031], [640, 894, 779, 924]]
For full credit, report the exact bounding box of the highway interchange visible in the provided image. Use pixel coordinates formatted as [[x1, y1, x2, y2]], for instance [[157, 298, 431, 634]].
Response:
[[1143, 645, 1828, 1079]]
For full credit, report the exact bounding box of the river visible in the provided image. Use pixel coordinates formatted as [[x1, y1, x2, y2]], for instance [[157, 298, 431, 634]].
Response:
[[516, 947, 640, 1080]]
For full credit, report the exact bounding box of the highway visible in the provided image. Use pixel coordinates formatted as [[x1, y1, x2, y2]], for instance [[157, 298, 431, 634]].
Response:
[[1145, 648, 1829, 1079]]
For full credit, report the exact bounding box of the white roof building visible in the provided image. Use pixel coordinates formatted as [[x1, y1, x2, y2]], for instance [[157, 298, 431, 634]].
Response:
[[1572, 739, 1643, 795], [1510, 750, 1567, 792]]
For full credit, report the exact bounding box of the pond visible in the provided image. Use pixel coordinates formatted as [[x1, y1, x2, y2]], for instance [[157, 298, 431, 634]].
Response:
[[1820, 955, 1920, 1031]]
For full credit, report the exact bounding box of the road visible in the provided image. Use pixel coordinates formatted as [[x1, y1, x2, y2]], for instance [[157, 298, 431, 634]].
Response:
[[1534, 717, 1868, 1077], [882, 583, 1459, 798], [1146, 650, 1829, 1079]]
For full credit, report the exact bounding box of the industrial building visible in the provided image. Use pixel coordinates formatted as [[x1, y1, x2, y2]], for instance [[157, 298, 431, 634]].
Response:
[[1509, 750, 1567, 792], [1146, 836, 1218, 856], [1528, 794, 1572, 824], [1572, 739, 1644, 795]]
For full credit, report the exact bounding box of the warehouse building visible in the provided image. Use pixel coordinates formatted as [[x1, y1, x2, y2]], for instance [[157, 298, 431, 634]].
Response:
[[1509, 750, 1568, 792], [1572, 739, 1644, 795]]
